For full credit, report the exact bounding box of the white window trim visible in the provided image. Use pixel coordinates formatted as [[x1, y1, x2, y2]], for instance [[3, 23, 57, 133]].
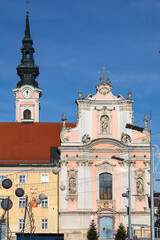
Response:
[[18, 218, 26, 231], [0, 175, 5, 184], [41, 218, 49, 230], [41, 174, 49, 183], [18, 197, 26, 208], [18, 174, 26, 184], [41, 196, 49, 208], [97, 170, 114, 201]]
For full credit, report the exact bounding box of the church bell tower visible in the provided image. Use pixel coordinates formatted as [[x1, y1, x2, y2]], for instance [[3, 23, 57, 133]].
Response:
[[13, 10, 42, 122]]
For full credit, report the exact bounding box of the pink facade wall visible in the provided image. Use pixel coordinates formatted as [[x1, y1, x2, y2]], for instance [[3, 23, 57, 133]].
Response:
[[95, 92, 115, 100], [111, 110, 118, 139], [92, 109, 99, 140]]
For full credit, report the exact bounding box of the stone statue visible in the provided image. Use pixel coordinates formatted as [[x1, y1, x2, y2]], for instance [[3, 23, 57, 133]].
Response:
[[137, 178, 144, 195], [121, 132, 131, 144], [82, 134, 91, 145], [69, 177, 76, 195], [101, 115, 109, 134]]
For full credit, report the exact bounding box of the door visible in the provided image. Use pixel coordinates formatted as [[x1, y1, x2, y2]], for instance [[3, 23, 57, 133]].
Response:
[[99, 216, 113, 239]]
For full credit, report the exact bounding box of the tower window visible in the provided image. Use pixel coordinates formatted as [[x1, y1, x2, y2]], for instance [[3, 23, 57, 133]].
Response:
[[26, 51, 30, 59], [23, 109, 31, 120]]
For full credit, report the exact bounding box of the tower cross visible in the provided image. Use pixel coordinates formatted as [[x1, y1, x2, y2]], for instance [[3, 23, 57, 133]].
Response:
[[26, 0, 30, 10], [98, 67, 109, 82]]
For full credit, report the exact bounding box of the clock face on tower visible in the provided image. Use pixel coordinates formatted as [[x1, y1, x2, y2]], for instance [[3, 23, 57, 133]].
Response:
[[22, 89, 32, 98]]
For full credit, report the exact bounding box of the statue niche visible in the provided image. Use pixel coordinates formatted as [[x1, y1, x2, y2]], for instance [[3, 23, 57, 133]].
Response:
[[101, 115, 109, 134], [136, 177, 144, 195]]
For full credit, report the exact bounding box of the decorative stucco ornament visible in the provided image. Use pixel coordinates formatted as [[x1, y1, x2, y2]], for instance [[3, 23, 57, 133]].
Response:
[[101, 115, 109, 134], [96, 67, 112, 95], [137, 178, 144, 195], [52, 166, 60, 175], [121, 132, 131, 144], [142, 131, 150, 144], [82, 134, 91, 145], [39, 193, 46, 201], [135, 169, 145, 201], [60, 184, 66, 191], [69, 177, 77, 195], [142, 114, 150, 144], [60, 113, 71, 142], [67, 169, 78, 200]]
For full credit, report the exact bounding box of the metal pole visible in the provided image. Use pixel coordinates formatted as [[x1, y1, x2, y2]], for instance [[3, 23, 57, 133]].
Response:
[[128, 150, 132, 239], [150, 111, 154, 240], [57, 171, 59, 234], [22, 196, 28, 240]]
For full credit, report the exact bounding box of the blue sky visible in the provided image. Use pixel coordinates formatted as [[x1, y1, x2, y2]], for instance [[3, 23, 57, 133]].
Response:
[[0, 1, 160, 185]]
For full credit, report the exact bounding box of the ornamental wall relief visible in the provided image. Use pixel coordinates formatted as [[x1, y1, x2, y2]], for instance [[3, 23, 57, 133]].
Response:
[[135, 169, 144, 201], [121, 132, 131, 144], [136, 178, 144, 195], [101, 115, 109, 134], [67, 169, 77, 200], [82, 134, 91, 145]]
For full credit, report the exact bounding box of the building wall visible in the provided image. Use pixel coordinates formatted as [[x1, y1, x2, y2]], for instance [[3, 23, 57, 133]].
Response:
[[0, 167, 60, 239], [59, 79, 151, 240]]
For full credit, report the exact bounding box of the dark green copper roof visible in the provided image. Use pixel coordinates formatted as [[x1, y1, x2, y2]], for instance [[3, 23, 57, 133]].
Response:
[[16, 10, 39, 88]]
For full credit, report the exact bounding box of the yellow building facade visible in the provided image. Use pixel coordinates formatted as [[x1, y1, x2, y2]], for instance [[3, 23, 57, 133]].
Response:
[[0, 166, 60, 239]]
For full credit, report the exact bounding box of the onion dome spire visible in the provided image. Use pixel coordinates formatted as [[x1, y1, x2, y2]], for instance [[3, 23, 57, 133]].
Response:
[[24, 10, 31, 40], [16, 10, 39, 88]]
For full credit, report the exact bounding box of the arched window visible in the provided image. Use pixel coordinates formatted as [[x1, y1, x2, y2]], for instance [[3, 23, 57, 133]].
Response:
[[99, 173, 112, 200], [23, 109, 31, 120], [25, 51, 30, 59]]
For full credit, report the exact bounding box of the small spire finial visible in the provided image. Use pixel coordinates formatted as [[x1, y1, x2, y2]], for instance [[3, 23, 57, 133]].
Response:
[[98, 67, 109, 82], [143, 114, 148, 129], [62, 113, 67, 127], [26, 0, 30, 11], [128, 89, 131, 99], [24, 4, 31, 39], [78, 91, 82, 99], [107, 78, 111, 85]]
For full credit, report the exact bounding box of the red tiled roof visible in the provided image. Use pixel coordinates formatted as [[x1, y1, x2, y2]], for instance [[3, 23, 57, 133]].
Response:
[[0, 122, 76, 165]]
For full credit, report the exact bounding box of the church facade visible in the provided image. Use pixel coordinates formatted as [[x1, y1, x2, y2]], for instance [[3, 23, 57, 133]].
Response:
[[0, 8, 152, 240], [59, 72, 151, 239]]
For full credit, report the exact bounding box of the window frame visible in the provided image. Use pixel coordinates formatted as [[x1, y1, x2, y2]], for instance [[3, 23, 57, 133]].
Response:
[[18, 218, 26, 231], [41, 196, 49, 208], [41, 218, 49, 230], [41, 174, 49, 184], [18, 197, 26, 208], [18, 174, 26, 184], [99, 172, 112, 200], [0, 175, 5, 184]]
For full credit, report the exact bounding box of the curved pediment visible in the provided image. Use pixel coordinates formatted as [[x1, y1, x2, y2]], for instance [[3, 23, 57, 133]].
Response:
[[87, 138, 126, 150]]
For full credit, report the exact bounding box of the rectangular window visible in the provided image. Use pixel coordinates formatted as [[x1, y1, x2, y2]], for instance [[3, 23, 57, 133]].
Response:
[[41, 219, 49, 230], [99, 173, 112, 200], [19, 175, 26, 184], [0, 175, 5, 184], [41, 197, 49, 208], [18, 219, 26, 230], [18, 197, 26, 208], [0, 196, 5, 208], [41, 174, 49, 183]]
